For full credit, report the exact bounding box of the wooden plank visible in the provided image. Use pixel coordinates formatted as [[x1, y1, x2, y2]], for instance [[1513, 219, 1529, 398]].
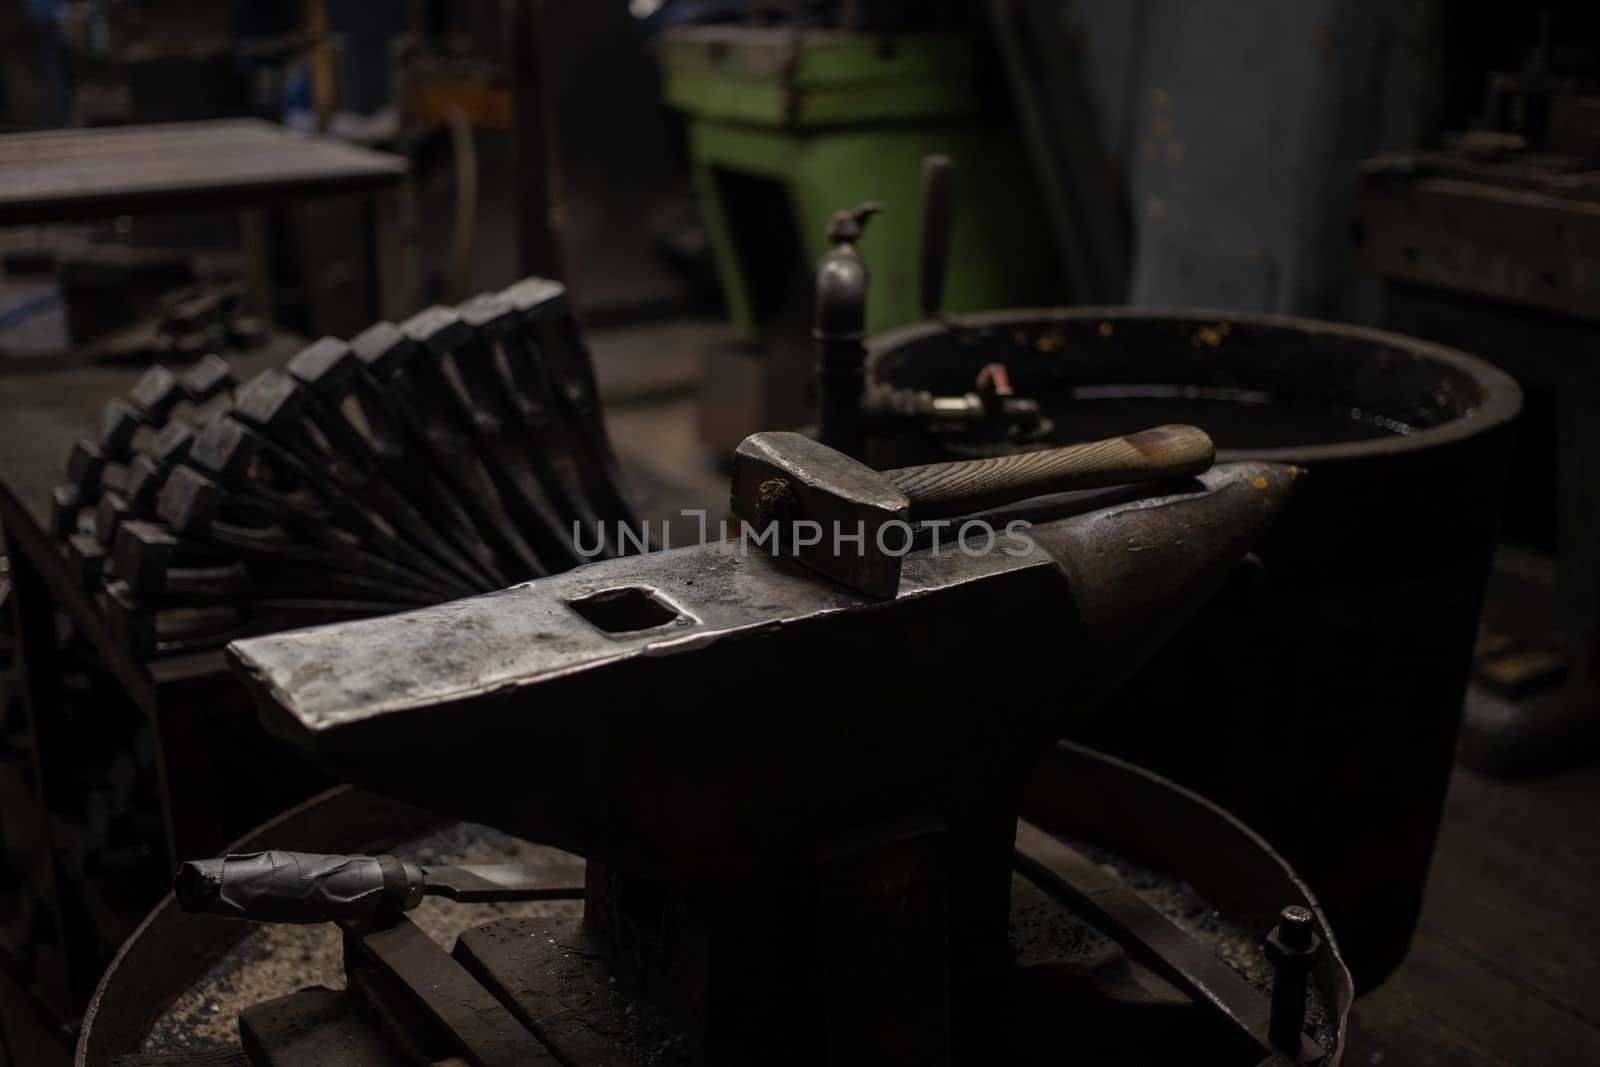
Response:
[[1356, 178, 1600, 321], [455, 915, 685, 1067], [1348, 970, 1519, 1067], [1419, 766, 1600, 1030], [351, 916, 562, 1067], [239, 988, 405, 1067], [0, 120, 405, 225], [1348, 763, 1600, 1066]]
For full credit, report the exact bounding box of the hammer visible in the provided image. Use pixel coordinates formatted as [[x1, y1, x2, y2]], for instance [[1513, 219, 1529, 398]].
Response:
[[730, 424, 1214, 597]]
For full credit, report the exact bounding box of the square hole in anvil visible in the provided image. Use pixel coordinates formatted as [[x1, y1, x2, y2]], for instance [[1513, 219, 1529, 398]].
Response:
[[566, 586, 688, 634]]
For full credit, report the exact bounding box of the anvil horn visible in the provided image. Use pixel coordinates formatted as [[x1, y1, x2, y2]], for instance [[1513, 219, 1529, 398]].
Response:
[[226, 461, 1298, 890]]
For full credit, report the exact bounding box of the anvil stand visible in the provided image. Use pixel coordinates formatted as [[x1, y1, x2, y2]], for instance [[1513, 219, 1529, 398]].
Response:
[[208, 744, 1349, 1067], [581, 794, 1016, 1064]]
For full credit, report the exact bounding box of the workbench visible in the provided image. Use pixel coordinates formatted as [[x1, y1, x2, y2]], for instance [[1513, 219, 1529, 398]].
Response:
[[0, 118, 408, 325], [1355, 150, 1600, 769]]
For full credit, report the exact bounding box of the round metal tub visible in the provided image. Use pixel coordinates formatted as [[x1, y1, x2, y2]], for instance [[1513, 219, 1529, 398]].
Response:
[[871, 307, 1523, 990], [80, 751, 1352, 1066]]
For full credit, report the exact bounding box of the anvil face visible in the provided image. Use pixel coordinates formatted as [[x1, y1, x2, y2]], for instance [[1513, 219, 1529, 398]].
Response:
[[228, 462, 1295, 889]]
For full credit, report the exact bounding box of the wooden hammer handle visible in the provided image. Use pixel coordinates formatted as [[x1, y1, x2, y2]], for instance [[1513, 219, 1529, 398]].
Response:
[[886, 424, 1215, 520]]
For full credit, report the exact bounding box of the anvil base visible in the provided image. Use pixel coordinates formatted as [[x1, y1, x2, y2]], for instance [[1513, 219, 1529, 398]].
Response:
[[224, 744, 1351, 1067]]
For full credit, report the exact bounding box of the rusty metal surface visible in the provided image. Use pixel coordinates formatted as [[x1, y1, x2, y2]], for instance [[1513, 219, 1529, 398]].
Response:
[[230, 460, 1290, 747]]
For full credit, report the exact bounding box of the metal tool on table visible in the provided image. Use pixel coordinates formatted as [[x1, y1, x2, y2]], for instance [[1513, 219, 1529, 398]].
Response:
[[58, 356, 236, 538], [175, 850, 585, 924], [80, 281, 267, 364], [46, 276, 638, 661], [350, 319, 547, 583], [299, 337, 508, 583], [232, 367, 486, 595], [54, 360, 239, 601], [499, 276, 641, 541], [731, 423, 1214, 596], [459, 292, 621, 558], [385, 310, 552, 577], [227, 374, 478, 598], [208, 449, 1301, 1066], [285, 335, 507, 589], [401, 304, 589, 570]]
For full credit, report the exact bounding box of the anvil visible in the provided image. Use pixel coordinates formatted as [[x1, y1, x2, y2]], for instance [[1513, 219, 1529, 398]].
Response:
[[226, 461, 1296, 1064]]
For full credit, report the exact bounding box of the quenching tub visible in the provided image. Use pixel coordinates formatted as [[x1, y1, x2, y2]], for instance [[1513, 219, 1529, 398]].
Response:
[[870, 307, 1522, 990]]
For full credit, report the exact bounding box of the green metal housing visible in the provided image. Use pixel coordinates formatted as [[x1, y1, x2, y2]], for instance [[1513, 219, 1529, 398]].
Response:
[[661, 26, 1061, 337]]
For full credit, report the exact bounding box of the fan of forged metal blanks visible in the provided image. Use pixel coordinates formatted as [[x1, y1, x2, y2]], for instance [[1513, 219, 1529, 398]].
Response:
[[49, 278, 641, 660]]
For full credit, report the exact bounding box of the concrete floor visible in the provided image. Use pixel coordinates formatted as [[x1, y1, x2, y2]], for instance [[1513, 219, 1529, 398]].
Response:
[[1349, 761, 1600, 1065]]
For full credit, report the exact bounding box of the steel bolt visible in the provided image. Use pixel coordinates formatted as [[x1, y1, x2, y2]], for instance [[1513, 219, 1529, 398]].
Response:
[[1263, 904, 1323, 1053], [1277, 905, 1316, 950]]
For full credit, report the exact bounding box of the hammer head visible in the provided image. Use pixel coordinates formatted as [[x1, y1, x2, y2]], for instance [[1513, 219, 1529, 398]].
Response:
[[730, 432, 909, 598], [181, 353, 235, 402]]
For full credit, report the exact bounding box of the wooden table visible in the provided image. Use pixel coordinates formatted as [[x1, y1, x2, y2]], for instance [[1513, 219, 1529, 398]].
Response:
[[0, 118, 408, 322]]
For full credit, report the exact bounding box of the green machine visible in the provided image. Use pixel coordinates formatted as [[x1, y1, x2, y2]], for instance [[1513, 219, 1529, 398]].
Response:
[[660, 25, 1062, 340]]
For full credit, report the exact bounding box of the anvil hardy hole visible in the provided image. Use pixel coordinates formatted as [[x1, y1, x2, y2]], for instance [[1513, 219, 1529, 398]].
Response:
[[567, 586, 684, 634]]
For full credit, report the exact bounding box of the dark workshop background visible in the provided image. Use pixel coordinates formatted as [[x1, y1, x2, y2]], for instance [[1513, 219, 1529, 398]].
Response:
[[2, 1, 1599, 1065]]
